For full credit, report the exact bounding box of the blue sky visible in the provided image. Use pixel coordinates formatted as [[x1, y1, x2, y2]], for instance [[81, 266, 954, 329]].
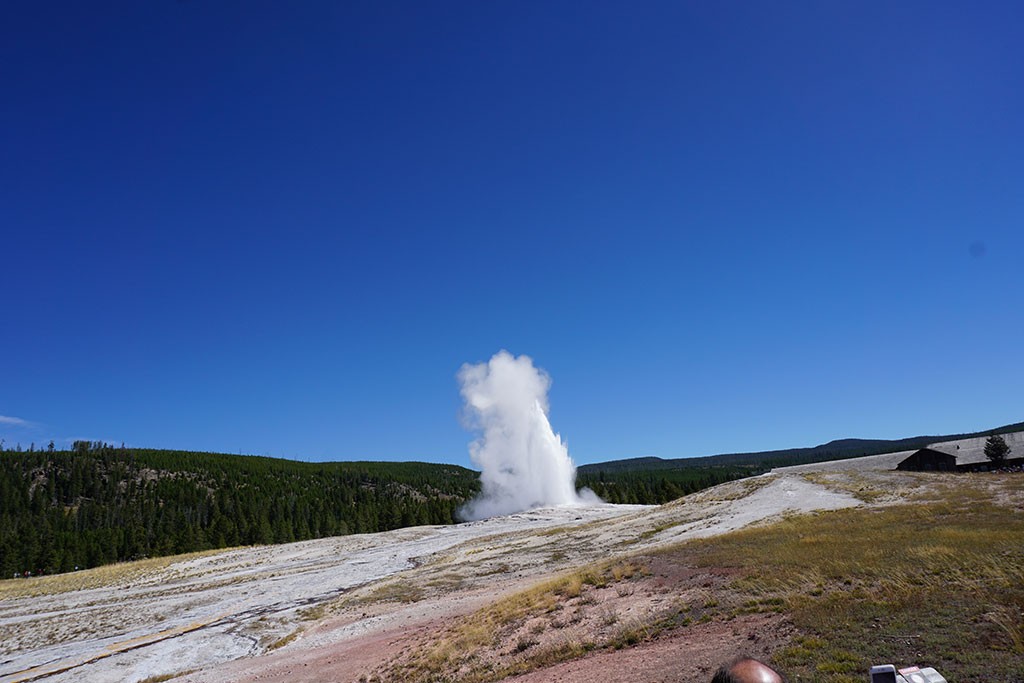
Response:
[[2, 1, 1021, 467]]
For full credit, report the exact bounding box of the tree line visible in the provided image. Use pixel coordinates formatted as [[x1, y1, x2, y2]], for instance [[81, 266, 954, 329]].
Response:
[[0, 442, 479, 577], [576, 465, 759, 504]]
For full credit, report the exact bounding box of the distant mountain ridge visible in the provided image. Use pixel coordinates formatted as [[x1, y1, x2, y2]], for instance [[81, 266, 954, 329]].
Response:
[[579, 420, 1024, 474]]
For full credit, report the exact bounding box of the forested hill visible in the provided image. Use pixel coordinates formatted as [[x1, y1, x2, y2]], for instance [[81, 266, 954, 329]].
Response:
[[0, 442, 479, 578]]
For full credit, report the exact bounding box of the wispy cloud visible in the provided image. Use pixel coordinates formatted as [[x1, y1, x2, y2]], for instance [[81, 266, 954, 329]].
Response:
[[0, 415, 34, 428]]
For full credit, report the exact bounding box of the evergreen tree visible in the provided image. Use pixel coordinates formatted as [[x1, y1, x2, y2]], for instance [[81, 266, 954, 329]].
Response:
[[984, 434, 1011, 465]]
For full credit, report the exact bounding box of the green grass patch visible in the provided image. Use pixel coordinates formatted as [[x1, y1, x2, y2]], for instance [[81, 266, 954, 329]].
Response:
[[638, 520, 685, 540], [368, 580, 426, 604]]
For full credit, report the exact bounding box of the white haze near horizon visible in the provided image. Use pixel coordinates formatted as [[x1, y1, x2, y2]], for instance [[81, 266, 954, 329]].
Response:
[[457, 350, 601, 521]]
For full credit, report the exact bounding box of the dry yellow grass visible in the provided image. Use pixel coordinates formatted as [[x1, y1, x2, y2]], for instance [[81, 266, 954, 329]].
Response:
[[384, 558, 646, 682], [0, 548, 233, 599], [266, 629, 302, 651], [137, 670, 194, 683]]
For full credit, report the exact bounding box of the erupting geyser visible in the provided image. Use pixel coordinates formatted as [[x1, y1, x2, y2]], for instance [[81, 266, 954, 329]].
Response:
[[457, 350, 600, 521]]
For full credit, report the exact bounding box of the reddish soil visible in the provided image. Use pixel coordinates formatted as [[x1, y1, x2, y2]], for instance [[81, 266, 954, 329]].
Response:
[[183, 615, 440, 682], [506, 613, 794, 683]]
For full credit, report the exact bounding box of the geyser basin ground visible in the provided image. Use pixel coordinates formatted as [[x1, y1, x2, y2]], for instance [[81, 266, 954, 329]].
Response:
[[2, 461, 932, 683], [0, 504, 646, 683]]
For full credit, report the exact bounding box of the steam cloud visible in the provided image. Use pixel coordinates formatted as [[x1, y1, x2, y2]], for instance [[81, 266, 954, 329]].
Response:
[[457, 351, 601, 521]]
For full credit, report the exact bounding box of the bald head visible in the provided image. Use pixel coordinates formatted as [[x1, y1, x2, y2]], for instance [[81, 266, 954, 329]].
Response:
[[711, 657, 785, 683]]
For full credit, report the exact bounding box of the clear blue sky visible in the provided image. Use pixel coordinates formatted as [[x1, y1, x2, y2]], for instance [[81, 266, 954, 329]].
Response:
[[3, 1, 1021, 467]]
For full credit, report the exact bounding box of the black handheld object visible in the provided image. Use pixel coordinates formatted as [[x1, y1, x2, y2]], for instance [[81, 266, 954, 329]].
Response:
[[870, 665, 898, 683]]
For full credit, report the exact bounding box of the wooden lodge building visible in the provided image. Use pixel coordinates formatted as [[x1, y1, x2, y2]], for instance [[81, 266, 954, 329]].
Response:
[[896, 431, 1024, 472], [896, 447, 957, 472]]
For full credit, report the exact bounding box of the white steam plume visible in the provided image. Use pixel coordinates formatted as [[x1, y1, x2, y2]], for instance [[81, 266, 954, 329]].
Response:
[[457, 351, 600, 521]]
